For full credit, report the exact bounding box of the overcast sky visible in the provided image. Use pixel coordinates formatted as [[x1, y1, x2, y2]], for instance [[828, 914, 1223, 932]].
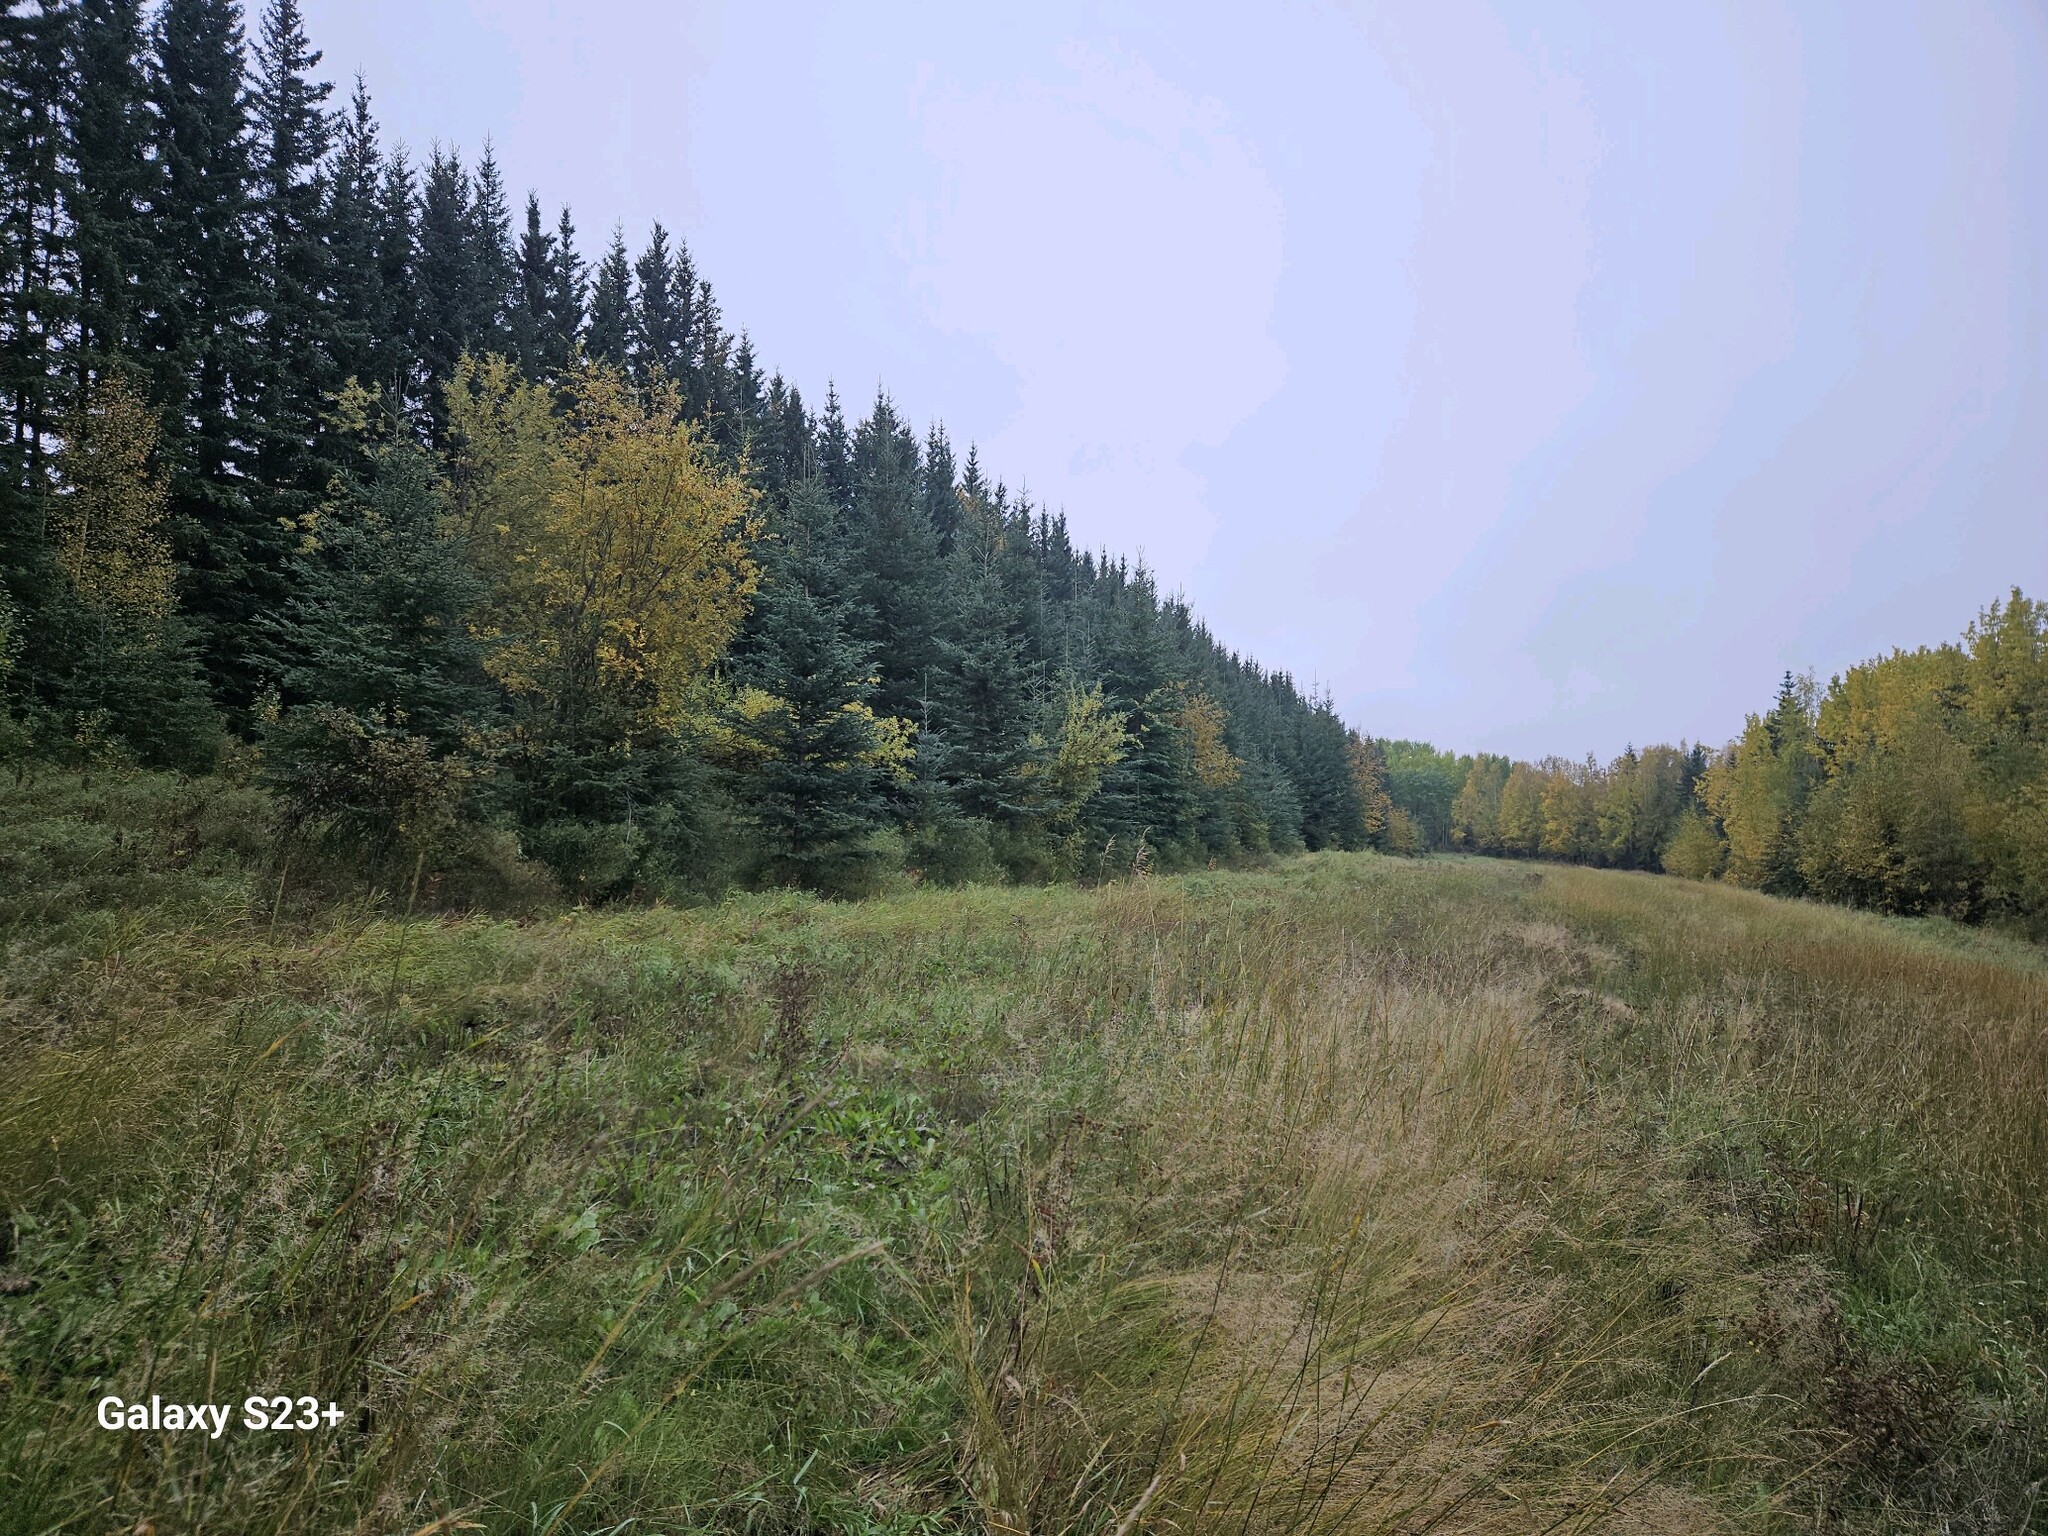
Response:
[[303, 0, 2047, 760]]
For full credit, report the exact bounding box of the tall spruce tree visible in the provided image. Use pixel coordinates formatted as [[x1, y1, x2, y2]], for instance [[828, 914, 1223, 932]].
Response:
[[849, 392, 941, 725], [758, 374, 812, 497], [687, 271, 724, 421], [718, 330, 763, 463], [412, 146, 470, 406], [373, 145, 418, 414], [326, 79, 385, 400], [816, 382, 853, 521], [584, 225, 630, 368], [729, 475, 890, 884], [546, 203, 583, 367], [629, 221, 688, 387], [248, 0, 335, 535], [0, 0, 68, 489], [69, 0, 159, 389], [511, 191, 552, 376], [467, 140, 514, 355], [922, 421, 959, 553], [931, 486, 1031, 823], [0, 0, 69, 649], [150, 0, 269, 706]]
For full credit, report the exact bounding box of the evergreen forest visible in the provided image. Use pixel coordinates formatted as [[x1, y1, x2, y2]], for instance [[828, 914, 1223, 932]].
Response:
[[2, 0, 2043, 931], [0, 0, 1370, 902]]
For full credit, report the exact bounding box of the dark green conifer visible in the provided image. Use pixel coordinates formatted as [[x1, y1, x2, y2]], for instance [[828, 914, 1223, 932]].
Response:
[[629, 221, 688, 386], [69, 0, 159, 389], [849, 392, 941, 724], [467, 141, 515, 355], [546, 204, 583, 366], [326, 78, 391, 408], [374, 146, 418, 413], [511, 191, 553, 375], [413, 147, 471, 402], [729, 476, 891, 886], [931, 494, 1032, 824], [816, 383, 853, 521], [584, 225, 630, 368], [149, 0, 266, 706], [248, 0, 336, 538], [268, 436, 491, 741], [922, 421, 958, 553]]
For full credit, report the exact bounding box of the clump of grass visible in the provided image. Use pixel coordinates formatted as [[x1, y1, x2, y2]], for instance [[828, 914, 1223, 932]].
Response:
[[1, 775, 2040, 1532]]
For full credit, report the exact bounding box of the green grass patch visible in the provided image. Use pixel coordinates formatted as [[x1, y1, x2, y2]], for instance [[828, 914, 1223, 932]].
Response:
[[1, 771, 2041, 1532]]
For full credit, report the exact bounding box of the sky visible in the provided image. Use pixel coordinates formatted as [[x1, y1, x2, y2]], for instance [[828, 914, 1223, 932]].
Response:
[[302, 0, 2048, 760]]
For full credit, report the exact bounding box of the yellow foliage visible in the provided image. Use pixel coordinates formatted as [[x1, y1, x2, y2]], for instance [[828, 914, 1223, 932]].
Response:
[[1025, 684, 1131, 829], [850, 703, 918, 784], [444, 358, 759, 727], [1155, 683, 1241, 788], [1538, 758, 1600, 861], [1660, 808, 1725, 880], [1816, 645, 1968, 777], [51, 374, 173, 627], [691, 682, 784, 766], [1348, 734, 1392, 844], [694, 680, 916, 783], [1497, 763, 1545, 855]]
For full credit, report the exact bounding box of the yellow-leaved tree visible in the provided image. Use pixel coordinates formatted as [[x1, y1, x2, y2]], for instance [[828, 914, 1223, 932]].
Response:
[[1026, 683, 1132, 834], [444, 358, 759, 730], [51, 374, 174, 628], [1347, 733, 1393, 847], [38, 372, 219, 768]]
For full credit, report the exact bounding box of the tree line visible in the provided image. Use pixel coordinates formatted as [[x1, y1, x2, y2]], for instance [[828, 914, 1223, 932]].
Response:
[[0, 0, 1375, 897], [1379, 591, 2048, 931]]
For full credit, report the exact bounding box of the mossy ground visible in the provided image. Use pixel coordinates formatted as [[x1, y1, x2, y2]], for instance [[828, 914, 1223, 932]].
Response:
[[1, 771, 2042, 1533]]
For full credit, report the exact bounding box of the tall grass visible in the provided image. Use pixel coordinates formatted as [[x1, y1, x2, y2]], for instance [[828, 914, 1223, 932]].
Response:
[[0, 769, 2040, 1531]]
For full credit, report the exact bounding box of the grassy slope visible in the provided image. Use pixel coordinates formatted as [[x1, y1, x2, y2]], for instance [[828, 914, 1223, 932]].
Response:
[[1, 773, 2043, 1534]]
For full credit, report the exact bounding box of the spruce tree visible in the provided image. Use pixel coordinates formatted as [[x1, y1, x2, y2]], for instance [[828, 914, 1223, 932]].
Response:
[[373, 146, 418, 414], [467, 140, 515, 356], [248, 0, 335, 539], [1, 0, 70, 492], [927, 480, 1033, 824], [511, 191, 553, 375], [584, 225, 630, 368], [816, 383, 853, 521], [546, 204, 583, 367], [69, 0, 159, 389], [1, 2, 76, 733], [413, 147, 471, 403], [760, 374, 812, 496], [922, 421, 959, 553], [629, 221, 688, 386], [326, 78, 387, 403], [150, 0, 266, 707], [687, 272, 724, 422], [729, 476, 890, 885], [261, 436, 496, 874], [1292, 695, 1366, 850], [718, 330, 764, 464], [267, 435, 490, 742], [849, 391, 941, 725]]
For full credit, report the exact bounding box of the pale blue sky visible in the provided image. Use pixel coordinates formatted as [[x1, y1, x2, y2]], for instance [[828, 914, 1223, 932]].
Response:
[[304, 0, 2048, 759]]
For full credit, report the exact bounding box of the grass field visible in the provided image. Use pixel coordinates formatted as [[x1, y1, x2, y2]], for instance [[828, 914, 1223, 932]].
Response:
[[2, 771, 2044, 1533]]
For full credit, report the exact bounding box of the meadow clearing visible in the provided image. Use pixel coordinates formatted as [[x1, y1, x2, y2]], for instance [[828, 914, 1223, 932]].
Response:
[[2, 772, 2043, 1533]]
